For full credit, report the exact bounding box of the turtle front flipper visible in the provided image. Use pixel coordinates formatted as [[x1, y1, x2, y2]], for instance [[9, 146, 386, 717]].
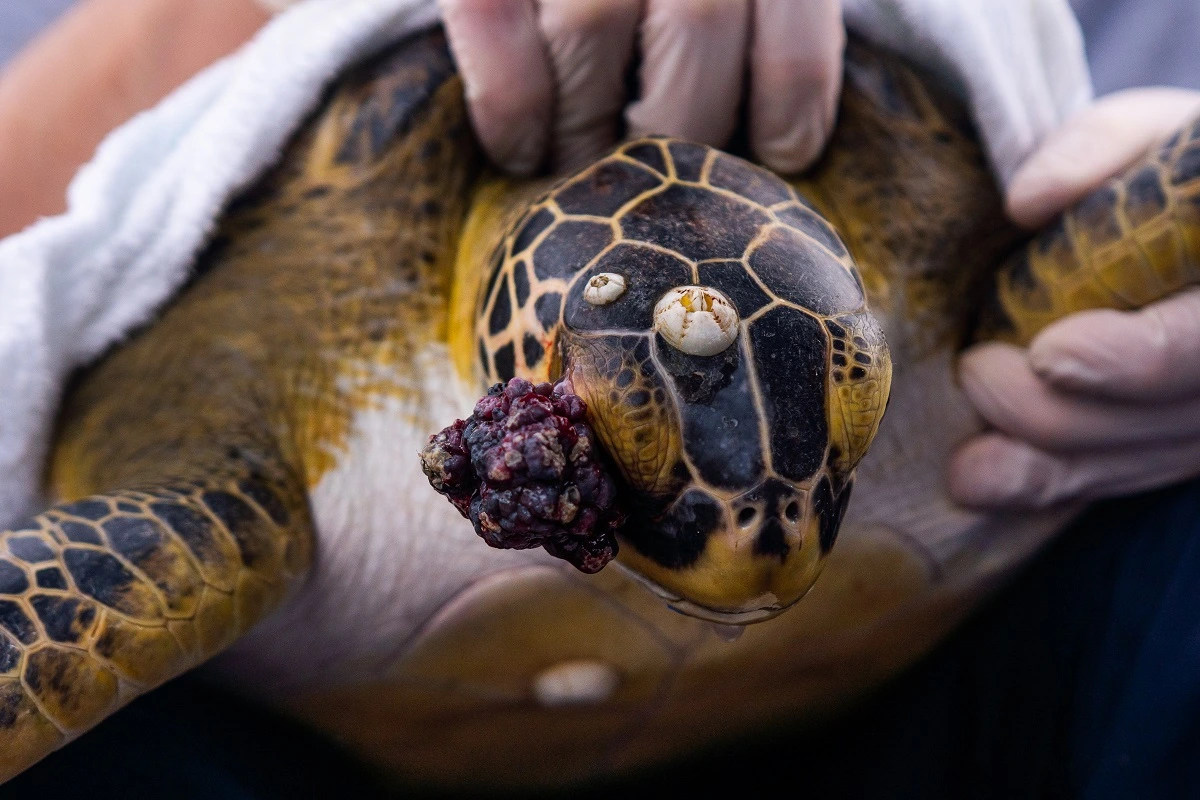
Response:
[[983, 115, 1200, 344], [0, 466, 311, 781]]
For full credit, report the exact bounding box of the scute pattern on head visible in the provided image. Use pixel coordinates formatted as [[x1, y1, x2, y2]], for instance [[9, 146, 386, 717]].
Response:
[[474, 137, 891, 609], [477, 136, 870, 386]]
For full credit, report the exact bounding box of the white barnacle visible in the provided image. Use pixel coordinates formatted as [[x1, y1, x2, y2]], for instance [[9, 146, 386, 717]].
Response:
[[653, 286, 740, 356], [583, 272, 627, 306], [532, 659, 620, 707]]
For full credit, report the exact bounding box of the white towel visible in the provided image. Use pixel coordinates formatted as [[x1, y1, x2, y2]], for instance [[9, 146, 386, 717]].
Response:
[[0, 0, 1091, 527]]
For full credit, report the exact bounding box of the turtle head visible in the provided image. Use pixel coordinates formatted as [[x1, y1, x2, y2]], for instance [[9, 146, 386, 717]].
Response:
[[558, 274, 889, 624], [460, 137, 892, 623]]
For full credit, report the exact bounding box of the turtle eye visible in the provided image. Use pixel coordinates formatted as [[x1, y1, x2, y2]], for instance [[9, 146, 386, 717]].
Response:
[[653, 286, 740, 356]]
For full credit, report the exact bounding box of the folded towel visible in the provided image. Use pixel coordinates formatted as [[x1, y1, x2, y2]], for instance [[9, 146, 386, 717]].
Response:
[[0, 0, 1090, 527]]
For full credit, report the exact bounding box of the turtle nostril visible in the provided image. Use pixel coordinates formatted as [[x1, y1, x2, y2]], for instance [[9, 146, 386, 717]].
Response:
[[737, 507, 757, 528], [784, 501, 800, 522]]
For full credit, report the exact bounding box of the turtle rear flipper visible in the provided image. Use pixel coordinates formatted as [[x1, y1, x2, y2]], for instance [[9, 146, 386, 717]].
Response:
[[984, 114, 1200, 343], [0, 467, 311, 781]]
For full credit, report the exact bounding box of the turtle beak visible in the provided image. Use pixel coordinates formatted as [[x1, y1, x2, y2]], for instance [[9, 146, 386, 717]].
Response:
[[611, 476, 846, 625]]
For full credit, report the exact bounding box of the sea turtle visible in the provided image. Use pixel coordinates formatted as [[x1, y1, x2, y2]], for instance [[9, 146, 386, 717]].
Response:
[[1, 25, 1198, 788]]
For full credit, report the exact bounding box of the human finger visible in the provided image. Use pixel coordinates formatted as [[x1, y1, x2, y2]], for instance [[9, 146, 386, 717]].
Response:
[[1006, 88, 1200, 228], [959, 342, 1200, 451], [1028, 288, 1200, 403], [439, 0, 553, 175], [537, 0, 640, 173], [948, 431, 1200, 511], [626, 0, 751, 147], [747, 0, 843, 174]]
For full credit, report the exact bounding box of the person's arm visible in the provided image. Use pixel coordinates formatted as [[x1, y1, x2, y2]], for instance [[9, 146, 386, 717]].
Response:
[[950, 88, 1200, 509], [0, 0, 269, 238]]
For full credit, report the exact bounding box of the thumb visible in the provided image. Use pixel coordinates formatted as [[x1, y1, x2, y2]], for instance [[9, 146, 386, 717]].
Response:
[[1028, 287, 1200, 402], [439, 0, 553, 176], [1006, 88, 1200, 228]]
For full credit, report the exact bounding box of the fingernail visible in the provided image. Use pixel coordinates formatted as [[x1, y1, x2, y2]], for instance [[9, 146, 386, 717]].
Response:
[[948, 456, 1021, 508], [554, 127, 617, 175], [1028, 351, 1103, 391], [948, 436, 1047, 510], [760, 122, 822, 175], [956, 343, 1022, 416], [753, 96, 830, 176], [502, 133, 546, 177], [1027, 316, 1125, 392], [1005, 125, 1100, 228]]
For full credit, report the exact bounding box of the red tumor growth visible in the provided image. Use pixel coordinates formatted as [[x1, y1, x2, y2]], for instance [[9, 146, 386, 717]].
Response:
[[419, 378, 625, 573]]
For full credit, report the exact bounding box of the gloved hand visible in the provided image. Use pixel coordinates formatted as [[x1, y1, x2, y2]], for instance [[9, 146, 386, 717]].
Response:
[[439, 0, 844, 175], [438, 0, 1092, 181], [950, 88, 1200, 510], [842, 0, 1093, 185]]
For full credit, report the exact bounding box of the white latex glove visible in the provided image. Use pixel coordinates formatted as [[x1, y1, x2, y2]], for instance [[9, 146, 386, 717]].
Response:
[[438, 0, 1091, 181], [439, 0, 843, 175], [842, 0, 1093, 185], [950, 88, 1200, 510]]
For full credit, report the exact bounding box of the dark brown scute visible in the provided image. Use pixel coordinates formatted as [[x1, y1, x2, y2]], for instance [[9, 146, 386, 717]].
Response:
[[6, 537, 54, 564], [55, 500, 109, 521], [60, 522, 102, 546], [102, 516, 165, 566], [623, 488, 723, 570], [1171, 140, 1200, 185], [487, 275, 513, 335], [621, 184, 767, 261], [29, 595, 96, 645], [532, 220, 615, 280], [747, 307, 829, 482], [709, 153, 793, 206], [512, 260, 531, 308], [512, 207, 554, 254], [623, 142, 668, 176], [563, 244, 691, 332], [522, 334, 544, 367], [61, 550, 143, 617], [773, 204, 848, 258], [655, 335, 765, 491], [748, 226, 862, 315], [0, 601, 36, 645], [34, 568, 68, 591], [200, 491, 273, 569], [555, 160, 662, 217], [667, 141, 709, 182], [534, 292, 563, 331], [697, 261, 772, 317], [150, 502, 224, 569], [0, 562, 28, 595], [493, 341, 516, 381]]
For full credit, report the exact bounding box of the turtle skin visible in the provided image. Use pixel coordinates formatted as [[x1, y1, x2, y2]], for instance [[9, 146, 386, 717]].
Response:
[[0, 25, 1198, 788]]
